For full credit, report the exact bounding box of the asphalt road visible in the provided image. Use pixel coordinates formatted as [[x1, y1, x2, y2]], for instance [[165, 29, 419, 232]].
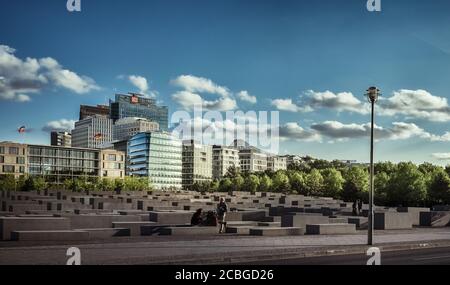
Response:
[[239, 247, 450, 265]]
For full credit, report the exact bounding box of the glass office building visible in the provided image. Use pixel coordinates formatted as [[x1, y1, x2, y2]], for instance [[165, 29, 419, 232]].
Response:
[[128, 132, 182, 190], [110, 94, 169, 131], [27, 145, 100, 183]]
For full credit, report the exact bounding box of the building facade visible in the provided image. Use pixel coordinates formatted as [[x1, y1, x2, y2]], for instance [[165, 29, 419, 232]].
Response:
[[267, 156, 288, 172], [100, 149, 125, 179], [0, 142, 27, 178], [128, 132, 182, 190], [110, 93, 169, 131], [239, 147, 268, 173], [79, 105, 110, 120], [182, 140, 212, 190], [72, 115, 113, 149], [113, 117, 160, 141], [50, 131, 72, 147], [282, 155, 303, 168], [212, 145, 240, 180]]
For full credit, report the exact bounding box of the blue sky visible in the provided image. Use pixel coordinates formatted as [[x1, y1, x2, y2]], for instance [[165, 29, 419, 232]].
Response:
[[1, 0, 450, 164]]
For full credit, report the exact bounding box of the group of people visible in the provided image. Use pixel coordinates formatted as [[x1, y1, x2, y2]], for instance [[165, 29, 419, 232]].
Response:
[[190, 198, 228, 233], [352, 199, 363, 216]]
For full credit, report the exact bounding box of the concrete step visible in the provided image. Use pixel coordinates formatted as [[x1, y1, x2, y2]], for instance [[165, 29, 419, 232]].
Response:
[[257, 222, 281, 227], [249, 227, 304, 236], [0, 217, 71, 241], [11, 230, 90, 241], [112, 221, 156, 236], [159, 226, 218, 236], [306, 223, 356, 235], [75, 228, 130, 239]]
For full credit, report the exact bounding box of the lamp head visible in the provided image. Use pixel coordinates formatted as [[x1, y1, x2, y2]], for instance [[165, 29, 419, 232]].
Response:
[[365, 87, 381, 103]]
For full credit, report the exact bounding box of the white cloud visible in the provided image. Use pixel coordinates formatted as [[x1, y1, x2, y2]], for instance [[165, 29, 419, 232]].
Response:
[[271, 98, 313, 113], [42, 119, 76, 133], [310, 120, 445, 141], [171, 90, 237, 111], [171, 75, 230, 97], [278, 122, 321, 142], [0, 45, 99, 102], [128, 75, 149, 94], [237, 90, 257, 104], [432, 153, 450, 160], [379, 89, 450, 122], [171, 75, 238, 111], [307, 90, 370, 114]]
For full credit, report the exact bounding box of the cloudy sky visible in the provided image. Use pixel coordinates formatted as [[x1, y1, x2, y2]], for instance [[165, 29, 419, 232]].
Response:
[[1, 0, 450, 165]]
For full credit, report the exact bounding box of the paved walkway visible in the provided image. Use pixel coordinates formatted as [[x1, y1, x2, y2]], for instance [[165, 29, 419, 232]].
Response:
[[1, 228, 450, 265]]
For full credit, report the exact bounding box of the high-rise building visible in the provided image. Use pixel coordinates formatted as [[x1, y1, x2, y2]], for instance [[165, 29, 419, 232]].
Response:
[[50, 131, 72, 147], [182, 140, 212, 190], [128, 132, 182, 190], [267, 156, 287, 172], [110, 93, 169, 131], [79, 105, 110, 120], [0, 142, 27, 178], [239, 147, 268, 173], [212, 145, 240, 180], [72, 115, 113, 149], [113, 117, 160, 141]]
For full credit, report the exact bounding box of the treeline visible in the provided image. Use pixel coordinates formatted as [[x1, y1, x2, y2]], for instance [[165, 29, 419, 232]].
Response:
[[191, 160, 450, 207], [0, 175, 152, 193]]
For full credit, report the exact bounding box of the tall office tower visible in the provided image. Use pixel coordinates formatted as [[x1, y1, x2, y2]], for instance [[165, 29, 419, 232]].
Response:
[[110, 93, 169, 131], [72, 115, 113, 149], [182, 140, 213, 190], [113, 117, 160, 141], [50, 131, 72, 147], [212, 145, 240, 180], [79, 105, 110, 120], [128, 132, 182, 190]]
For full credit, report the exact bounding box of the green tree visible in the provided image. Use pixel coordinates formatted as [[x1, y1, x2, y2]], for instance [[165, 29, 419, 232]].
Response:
[[289, 172, 306, 195], [219, 178, 233, 193], [387, 162, 427, 207], [232, 175, 245, 192], [272, 172, 290, 193], [100, 178, 115, 192], [428, 168, 450, 205], [305, 169, 324, 196], [242, 175, 260, 194], [342, 167, 369, 202], [321, 168, 344, 198], [374, 172, 390, 205], [258, 175, 272, 192], [32, 177, 48, 191]]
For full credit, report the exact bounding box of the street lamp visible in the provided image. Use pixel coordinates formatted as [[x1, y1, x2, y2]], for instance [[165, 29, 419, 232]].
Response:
[[365, 86, 381, 246]]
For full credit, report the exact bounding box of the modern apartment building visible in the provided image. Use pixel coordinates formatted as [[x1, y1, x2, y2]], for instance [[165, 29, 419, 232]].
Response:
[[110, 93, 169, 131], [100, 149, 125, 179], [212, 145, 240, 180], [128, 132, 182, 190], [79, 104, 110, 120], [0, 142, 27, 178], [267, 156, 288, 172], [113, 117, 160, 141], [239, 147, 268, 173], [282, 155, 303, 167], [50, 131, 72, 147], [72, 115, 113, 149], [182, 140, 213, 190]]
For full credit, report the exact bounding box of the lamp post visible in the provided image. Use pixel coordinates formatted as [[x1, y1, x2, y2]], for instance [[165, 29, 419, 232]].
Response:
[[365, 87, 381, 246]]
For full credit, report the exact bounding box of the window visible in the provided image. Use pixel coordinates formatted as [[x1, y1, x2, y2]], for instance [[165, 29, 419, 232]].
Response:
[[108, 154, 117, 161], [19, 166, 25, 173], [9, 147, 19, 155], [16, 157, 25, 164], [0, 146, 4, 154], [0, 156, 3, 163], [3, 165, 15, 173]]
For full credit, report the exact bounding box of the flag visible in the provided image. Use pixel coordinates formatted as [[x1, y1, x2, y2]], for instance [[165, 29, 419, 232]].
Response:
[[18, 126, 26, 134]]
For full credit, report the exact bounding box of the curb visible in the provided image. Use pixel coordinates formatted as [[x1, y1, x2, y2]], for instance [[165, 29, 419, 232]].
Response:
[[147, 239, 450, 265]]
